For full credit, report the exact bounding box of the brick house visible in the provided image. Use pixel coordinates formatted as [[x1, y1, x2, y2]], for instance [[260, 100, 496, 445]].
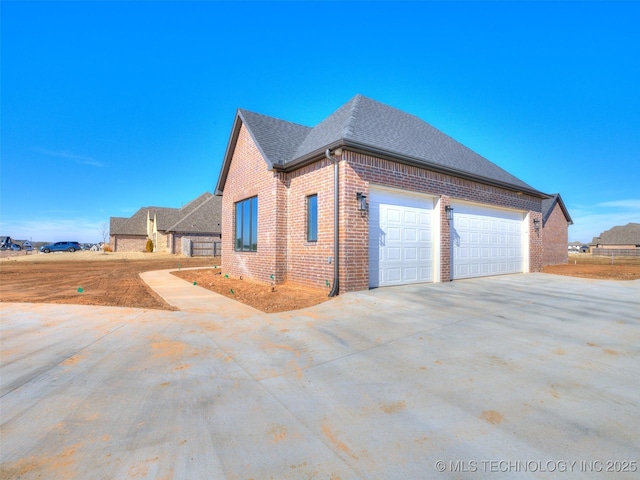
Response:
[[541, 194, 573, 266], [215, 95, 568, 293], [591, 223, 640, 250], [109, 192, 221, 253]]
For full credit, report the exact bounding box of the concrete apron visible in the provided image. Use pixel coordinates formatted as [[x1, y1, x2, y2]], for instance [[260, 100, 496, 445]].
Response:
[[1, 273, 639, 479]]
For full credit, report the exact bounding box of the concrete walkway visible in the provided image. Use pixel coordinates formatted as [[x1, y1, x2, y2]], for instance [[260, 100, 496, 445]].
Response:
[[1, 274, 639, 479], [140, 268, 260, 316]]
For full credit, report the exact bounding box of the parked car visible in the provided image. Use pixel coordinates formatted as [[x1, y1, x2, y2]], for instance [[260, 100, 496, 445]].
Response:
[[39, 241, 82, 253]]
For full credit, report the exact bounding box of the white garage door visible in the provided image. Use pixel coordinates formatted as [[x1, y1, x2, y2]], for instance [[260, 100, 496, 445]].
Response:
[[451, 203, 524, 280], [369, 188, 434, 288]]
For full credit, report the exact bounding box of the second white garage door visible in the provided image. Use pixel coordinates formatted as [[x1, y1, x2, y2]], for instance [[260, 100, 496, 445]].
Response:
[[369, 188, 434, 288], [451, 203, 525, 280]]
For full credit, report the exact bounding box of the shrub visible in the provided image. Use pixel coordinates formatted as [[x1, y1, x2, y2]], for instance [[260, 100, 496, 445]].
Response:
[[145, 239, 154, 252], [103, 244, 113, 252]]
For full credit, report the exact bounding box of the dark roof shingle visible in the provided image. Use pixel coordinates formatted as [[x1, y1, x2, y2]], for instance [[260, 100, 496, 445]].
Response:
[[592, 223, 640, 245], [109, 192, 222, 237], [218, 94, 545, 196]]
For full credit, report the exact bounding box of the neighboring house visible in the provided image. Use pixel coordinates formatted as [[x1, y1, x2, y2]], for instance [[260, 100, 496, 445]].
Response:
[[591, 223, 640, 250], [215, 94, 565, 293], [109, 192, 222, 253], [568, 241, 588, 253], [541, 194, 573, 266]]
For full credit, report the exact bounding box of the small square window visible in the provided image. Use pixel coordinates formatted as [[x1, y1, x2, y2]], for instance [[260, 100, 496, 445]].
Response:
[[307, 194, 318, 242]]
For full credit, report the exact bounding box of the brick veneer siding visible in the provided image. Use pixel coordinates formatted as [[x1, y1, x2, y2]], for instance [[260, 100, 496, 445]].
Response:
[[542, 203, 569, 265], [221, 125, 284, 285], [221, 140, 544, 292], [341, 151, 543, 290], [110, 235, 147, 252], [286, 158, 336, 291]]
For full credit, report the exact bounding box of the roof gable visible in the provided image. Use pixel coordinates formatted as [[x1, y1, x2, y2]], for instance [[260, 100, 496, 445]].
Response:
[[238, 110, 310, 167], [216, 94, 545, 196], [541, 193, 573, 226]]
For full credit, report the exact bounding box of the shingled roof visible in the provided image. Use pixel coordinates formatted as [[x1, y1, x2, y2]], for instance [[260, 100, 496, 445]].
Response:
[[110, 208, 150, 236], [110, 192, 221, 236], [166, 193, 222, 234], [592, 223, 640, 246], [541, 194, 573, 226], [217, 94, 544, 197]]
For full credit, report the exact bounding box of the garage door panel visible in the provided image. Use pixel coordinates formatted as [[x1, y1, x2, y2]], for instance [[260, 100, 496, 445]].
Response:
[[419, 247, 432, 260], [451, 205, 524, 280], [369, 189, 434, 288], [387, 227, 401, 241], [404, 228, 417, 242]]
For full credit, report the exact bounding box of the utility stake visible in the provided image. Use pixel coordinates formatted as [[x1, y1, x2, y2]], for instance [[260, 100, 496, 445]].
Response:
[[225, 274, 229, 279], [230, 288, 234, 295], [177, 262, 181, 271], [326, 279, 330, 287], [77, 287, 83, 293], [193, 281, 197, 286]]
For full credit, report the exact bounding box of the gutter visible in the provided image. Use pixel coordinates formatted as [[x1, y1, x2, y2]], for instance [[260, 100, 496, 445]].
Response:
[[325, 149, 339, 297], [276, 141, 547, 199]]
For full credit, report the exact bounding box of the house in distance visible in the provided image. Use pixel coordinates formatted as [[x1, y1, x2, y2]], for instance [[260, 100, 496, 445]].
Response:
[[109, 192, 221, 254]]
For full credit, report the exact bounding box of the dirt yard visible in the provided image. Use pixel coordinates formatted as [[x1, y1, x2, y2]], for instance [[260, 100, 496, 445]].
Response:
[[1, 251, 637, 313], [543, 254, 640, 280], [0, 251, 330, 312], [170, 268, 331, 313]]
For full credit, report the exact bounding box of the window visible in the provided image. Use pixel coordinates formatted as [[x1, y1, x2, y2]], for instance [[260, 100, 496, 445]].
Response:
[[235, 196, 257, 251], [307, 194, 318, 242]]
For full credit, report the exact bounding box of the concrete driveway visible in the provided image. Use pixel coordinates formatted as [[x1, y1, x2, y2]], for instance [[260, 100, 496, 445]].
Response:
[[1, 273, 639, 479]]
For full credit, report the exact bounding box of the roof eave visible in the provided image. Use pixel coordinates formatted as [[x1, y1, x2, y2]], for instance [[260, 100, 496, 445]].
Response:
[[278, 140, 546, 198]]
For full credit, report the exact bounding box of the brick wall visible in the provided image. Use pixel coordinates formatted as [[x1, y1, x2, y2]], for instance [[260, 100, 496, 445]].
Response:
[[221, 142, 544, 292], [111, 235, 147, 252], [221, 125, 284, 285], [541, 203, 569, 265], [343, 151, 543, 290], [286, 158, 336, 291]]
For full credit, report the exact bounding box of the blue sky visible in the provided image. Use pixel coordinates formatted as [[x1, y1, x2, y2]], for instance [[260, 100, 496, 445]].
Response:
[[2, 1, 638, 243]]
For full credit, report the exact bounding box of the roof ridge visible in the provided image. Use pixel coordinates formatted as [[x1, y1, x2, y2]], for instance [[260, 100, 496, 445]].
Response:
[[238, 108, 309, 129], [166, 194, 214, 232], [343, 94, 361, 139]]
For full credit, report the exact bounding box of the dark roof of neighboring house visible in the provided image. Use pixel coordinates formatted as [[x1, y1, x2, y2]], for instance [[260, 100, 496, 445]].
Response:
[[109, 217, 129, 235], [166, 193, 222, 234], [109, 192, 221, 237], [541, 193, 573, 226], [111, 208, 149, 236], [216, 94, 545, 197], [591, 223, 640, 245]]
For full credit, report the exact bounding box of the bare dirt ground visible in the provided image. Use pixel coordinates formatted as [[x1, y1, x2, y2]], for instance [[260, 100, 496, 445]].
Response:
[[0, 251, 330, 312], [543, 254, 640, 280], [0, 252, 214, 310], [171, 268, 331, 313], [2, 251, 637, 313]]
